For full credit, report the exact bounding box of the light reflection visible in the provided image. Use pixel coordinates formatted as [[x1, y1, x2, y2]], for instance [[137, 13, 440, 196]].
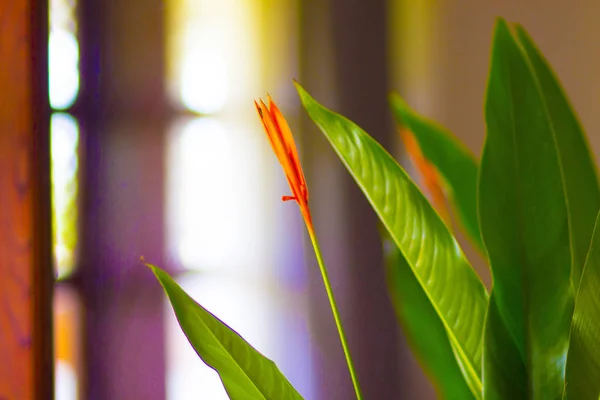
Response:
[[179, 32, 229, 114], [166, 117, 266, 272], [49, 30, 80, 109], [49, 0, 79, 109], [167, 0, 261, 113], [51, 113, 79, 278], [55, 361, 77, 400]]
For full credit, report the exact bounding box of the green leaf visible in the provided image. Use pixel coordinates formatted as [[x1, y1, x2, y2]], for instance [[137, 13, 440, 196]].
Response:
[[389, 94, 483, 252], [148, 264, 303, 400], [514, 24, 600, 293], [479, 18, 573, 399], [482, 294, 527, 399], [382, 233, 474, 400], [296, 82, 488, 399], [565, 210, 600, 400]]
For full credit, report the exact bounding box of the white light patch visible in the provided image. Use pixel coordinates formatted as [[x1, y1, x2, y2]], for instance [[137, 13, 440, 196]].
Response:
[[50, 113, 79, 278], [166, 117, 265, 272], [179, 29, 229, 114], [49, 29, 80, 109]]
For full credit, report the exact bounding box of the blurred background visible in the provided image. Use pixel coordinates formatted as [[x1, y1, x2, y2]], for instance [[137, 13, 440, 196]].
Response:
[[35, 0, 600, 399]]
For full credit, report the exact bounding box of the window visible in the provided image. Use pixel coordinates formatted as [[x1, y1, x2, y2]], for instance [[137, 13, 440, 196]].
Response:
[[49, 0, 312, 398], [164, 0, 312, 398], [49, 0, 82, 398]]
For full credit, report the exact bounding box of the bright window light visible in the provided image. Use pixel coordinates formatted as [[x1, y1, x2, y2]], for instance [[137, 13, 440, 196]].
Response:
[[55, 360, 77, 400], [166, 0, 261, 114], [166, 117, 267, 272], [49, 30, 80, 109], [49, 0, 79, 109], [164, 0, 311, 398], [179, 30, 229, 114], [50, 113, 79, 278]]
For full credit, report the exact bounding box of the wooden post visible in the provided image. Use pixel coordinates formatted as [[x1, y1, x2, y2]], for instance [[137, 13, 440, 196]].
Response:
[[0, 0, 53, 399]]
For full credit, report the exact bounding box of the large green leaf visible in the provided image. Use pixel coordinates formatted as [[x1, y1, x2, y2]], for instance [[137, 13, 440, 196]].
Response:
[[389, 94, 483, 252], [479, 18, 573, 399], [482, 294, 527, 399], [565, 210, 600, 399], [296, 82, 488, 399], [148, 264, 303, 400], [515, 24, 600, 293], [383, 233, 474, 400]]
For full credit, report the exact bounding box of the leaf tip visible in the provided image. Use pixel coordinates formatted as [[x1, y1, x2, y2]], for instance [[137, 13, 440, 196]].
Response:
[[512, 23, 533, 46], [388, 92, 406, 110], [493, 16, 510, 30], [293, 79, 304, 92], [491, 17, 517, 47], [294, 81, 310, 103], [140, 256, 158, 274], [144, 262, 162, 279]]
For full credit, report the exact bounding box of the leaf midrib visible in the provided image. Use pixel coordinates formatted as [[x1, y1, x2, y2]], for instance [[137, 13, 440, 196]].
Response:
[[488, 24, 572, 395], [563, 213, 600, 399], [306, 106, 484, 397], [506, 38, 530, 375], [515, 28, 574, 391]]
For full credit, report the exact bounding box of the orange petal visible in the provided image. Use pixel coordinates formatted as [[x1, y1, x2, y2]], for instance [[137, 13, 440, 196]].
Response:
[[267, 96, 308, 201], [257, 100, 292, 171], [401, 128, 451, 226], [256, 98, 304, 202], [255, 100, 278, 151]]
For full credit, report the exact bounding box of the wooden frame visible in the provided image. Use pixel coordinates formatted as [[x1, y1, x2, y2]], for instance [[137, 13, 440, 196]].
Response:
[[0, 0, 53, 398]]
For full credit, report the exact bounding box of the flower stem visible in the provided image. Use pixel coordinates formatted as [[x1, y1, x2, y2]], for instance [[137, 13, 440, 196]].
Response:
[[307, 227, 363, 400]]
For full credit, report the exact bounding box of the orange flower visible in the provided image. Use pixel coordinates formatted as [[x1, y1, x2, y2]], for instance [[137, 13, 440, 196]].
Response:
[[400, 128, 451, 227], [255, 94, 363, 400], [255, 95, 312, 227]]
